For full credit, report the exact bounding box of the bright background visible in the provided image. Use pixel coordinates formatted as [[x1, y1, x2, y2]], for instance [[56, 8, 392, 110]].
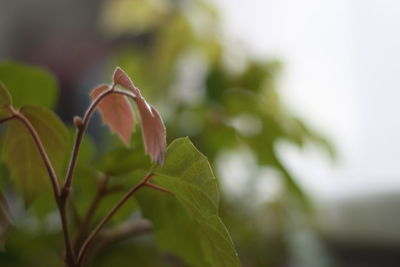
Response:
[[215, 0, 400, 200]]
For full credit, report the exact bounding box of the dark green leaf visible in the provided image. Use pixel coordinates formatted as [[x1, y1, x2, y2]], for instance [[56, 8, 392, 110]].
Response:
[[136, 137, 240, 267], [3, 106, 69, 199], [0, 62, 58, 108], [99, 130, 151, 176]]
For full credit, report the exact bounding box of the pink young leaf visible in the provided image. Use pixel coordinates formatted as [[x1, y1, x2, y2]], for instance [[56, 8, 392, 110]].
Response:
[[90, 84, 135, 146], [136, 98, 166, 164], [113, 67, 166, 164], [113, 67, 140, 96]]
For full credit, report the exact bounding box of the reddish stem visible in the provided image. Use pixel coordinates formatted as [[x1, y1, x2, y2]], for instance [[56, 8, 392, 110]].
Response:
[[7, 106, 76, 266], [77, 173, 154, 265], [73, 175, 111, 251], [62, 85, 136, 196]]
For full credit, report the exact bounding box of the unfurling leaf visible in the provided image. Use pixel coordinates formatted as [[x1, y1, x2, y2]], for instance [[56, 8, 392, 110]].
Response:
[[90, 84, 135, 146], [113, 67, 166, 164], [136, 99, 166, 164], [136, 138, 240, 267], [3, 106, 69, 199], [0, 80, 12, 119], [113, 67, 138, 94]]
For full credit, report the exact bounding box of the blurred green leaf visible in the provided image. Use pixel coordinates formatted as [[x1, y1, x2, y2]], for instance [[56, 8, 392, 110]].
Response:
[[98, 129, 151, 176], [100, 147, 151, 176], [0, 62, 58, 109], [137, 137, 240, 267], [3, 106, 69, 199], [232, 62, 269, 92], [0, 193, 12, 250], [205, 65, 229, 102], [0, 81, 11, 106], [0, 80, 12, 120]]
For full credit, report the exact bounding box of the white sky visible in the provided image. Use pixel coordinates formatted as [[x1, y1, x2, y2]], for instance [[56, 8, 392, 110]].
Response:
[[214, 0, 400, 200]]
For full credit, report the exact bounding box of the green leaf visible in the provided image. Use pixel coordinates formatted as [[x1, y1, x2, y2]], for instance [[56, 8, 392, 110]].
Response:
[[0, 80, 11, 107], [0, 80, 12, 120], [0, 193, 12, 250], [3, 106, 69, 199], [100, 146, 151, 176], [136, 137, 240, 267], [0, 62, 58, 108]]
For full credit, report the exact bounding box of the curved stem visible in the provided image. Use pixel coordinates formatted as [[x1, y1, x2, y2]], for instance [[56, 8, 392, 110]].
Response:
[[77, 173, 153, 265], [62, 85, 136, 196], [8, 107, 76, 265], [9, 107, 60, 196], [0, 114, 15, 124], [57, 84, 137, 265], [73, 175, 111, 251], [85, 219, 152, 262]]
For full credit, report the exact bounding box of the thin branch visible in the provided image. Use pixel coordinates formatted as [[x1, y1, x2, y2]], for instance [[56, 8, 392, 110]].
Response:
[[0, 114, 15, 124], [77, 173, 154, 265], [3, 85, 139, 267], [85, 219, 152, 264], [144, 182, 175, 196], [99, 219, 153, 247], [62, 85, 136, 196], [59, 201, 75, 266], [7, 106, 76, 265], [9, 107, 60, 196], [69, 200, 82, 228], [73, 175, 111, 251]]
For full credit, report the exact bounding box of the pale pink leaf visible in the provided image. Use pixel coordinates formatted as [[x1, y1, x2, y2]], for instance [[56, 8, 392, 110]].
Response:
[[136, 97, 166, 164], [113, 67, 166, 164], [113, 67, 140, 96], [90, 84, 135, 146]]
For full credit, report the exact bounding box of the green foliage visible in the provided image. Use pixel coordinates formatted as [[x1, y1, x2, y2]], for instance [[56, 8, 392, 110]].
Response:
[[137, 138, 240, 267], [100, 146, 151, 176], [0, 81, 12, 120], [0, 61, 242, 266], [0, 0, 333, 266], [0, 62, 58, 109], [105, 1, 332, 265], [0, 193, 12, 250], [0, 81, 12, 107], [3, 106, 69, 199]]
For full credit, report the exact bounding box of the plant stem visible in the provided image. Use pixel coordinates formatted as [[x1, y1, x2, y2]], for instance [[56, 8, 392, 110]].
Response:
[[73, 175, 111, 251], [77, 173, 154, 265], [3, 86, 139, 267], [0, 114, 15, 124], [144, 182, 175, 196], [7, 107, 76, 266], [62, 85, 136, 196], [69, 200, 82, 227], [59, 200, 75, 266], [59, 84, 137, 266], [9, 107, 61, 196], [85, 219, 152, 263]]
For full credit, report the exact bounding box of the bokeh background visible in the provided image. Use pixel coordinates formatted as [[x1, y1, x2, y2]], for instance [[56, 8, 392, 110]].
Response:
[[1, 0, 400, 266]]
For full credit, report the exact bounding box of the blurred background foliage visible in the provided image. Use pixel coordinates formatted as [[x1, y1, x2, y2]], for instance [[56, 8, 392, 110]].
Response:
[[101, 1, 333, 265], [0, 0, 335, 266]]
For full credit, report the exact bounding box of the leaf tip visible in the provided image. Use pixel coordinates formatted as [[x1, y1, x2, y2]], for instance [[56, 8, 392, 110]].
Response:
[[113, 67, 134, 90]]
